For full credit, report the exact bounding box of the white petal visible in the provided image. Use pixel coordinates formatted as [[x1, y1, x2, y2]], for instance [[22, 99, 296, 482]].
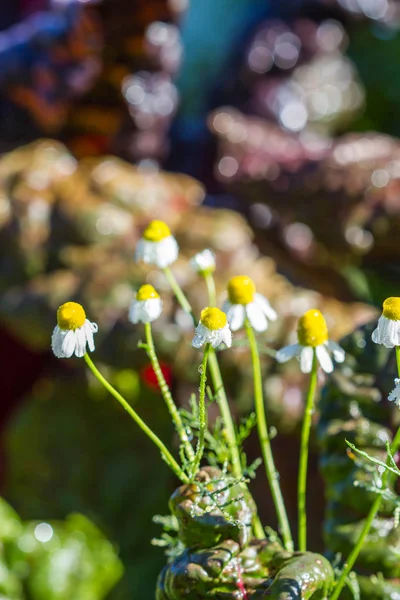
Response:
[[326, 340, 345, 363], [84, 321, 95, 352], [128, 301, 140, 324], [74, 327, 87, 358], [220, 325, 232, 348], [192, 323, 208, 348], [316, 344, 333, 373], [51, 326, 65, 358], [144, 298, 163, 322], [246, 303, 268, 332], [61, 330, 76, 358], [372, 316, 400, 348], [154, 236, 179, 268], [254, 294, 277, 321], [300, 346, 314, 373], [276, 344, 301, 363], [226, 304, 245, 331]]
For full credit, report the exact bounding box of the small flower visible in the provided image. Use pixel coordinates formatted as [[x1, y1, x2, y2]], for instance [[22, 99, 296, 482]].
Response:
[[222, 275, 277, 332], [276, 308, 345, 373], [129, 284, 163, 324], [135, 220, 179, 268], [372, 297, 400, 348], [52, 302, 98, 358], [190, 249, 216, 275], [389, 378, 400, 407], [192, 307, 232, 349]]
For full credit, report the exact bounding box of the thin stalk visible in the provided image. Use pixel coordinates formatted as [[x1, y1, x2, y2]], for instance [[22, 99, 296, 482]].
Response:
[[144, 322, 195, 463], [84, 353, 189, 484], [330, 345, 400, 600], [163, 267, 194, 320], [190, 343, 210, 479], [298, 350, 318, 552], [204, 271, 217, 306], [245, 321, 293, 552]]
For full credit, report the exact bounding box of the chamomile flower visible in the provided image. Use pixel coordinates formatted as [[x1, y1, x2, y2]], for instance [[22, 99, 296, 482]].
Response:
[[129, 284, 163, 324], [222, 275, 277, 332], [192, 307, 232, 349], [389, 379, 400, 407], [135, 220, 179, 268], [190, 249, 216, 275], [276, 309, 345, 373], [372, 297, 400, 348], [51, 302, 98, 359]]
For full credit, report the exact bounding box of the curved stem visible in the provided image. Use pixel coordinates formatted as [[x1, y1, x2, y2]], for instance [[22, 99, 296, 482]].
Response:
[[163, 267, 195, 323], [84, 353, 189, 484], [245, 321, 293, 552], [298, 349, 318, 552], [330, 345, 400, 599], [144, 322, 195, 463], [204, 272, 217, 306], [190, 343, 210, 480]]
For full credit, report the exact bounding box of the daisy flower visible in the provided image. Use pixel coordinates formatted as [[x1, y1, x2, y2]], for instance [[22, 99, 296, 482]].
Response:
[[52, 302, 98, 358], [192, 307, 232, 349], [276, 308, 345, 373], [129, 284, 163, 324], [135, 220, 178, 268], [372, 297, 400, 348], [190, 249, 216, 275], [222, 275, 277, 332], [389, 378, 400, 407]]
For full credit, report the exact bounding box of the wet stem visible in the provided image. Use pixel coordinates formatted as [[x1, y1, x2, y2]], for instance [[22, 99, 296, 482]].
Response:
[[144, 322, 195, 464], [83, 353, 189, 484], [329, 344, 400, 600], [190, 343, 211, 480], [245, 320, 293, 552], [298, 349, 318, 552]]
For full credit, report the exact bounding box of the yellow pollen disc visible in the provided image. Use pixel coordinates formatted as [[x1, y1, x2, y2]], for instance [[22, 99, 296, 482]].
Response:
[[227, 275, 256, 305], [200, 307, 227, 331], [297, 309, 328, 347], [136, 284, 160, 301], [382, 297, 400, 321], [143, 220, 171, 242], [57, 302, 86, 331]]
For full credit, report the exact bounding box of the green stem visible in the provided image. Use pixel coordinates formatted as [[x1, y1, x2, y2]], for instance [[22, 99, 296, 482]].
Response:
[[163, 267, 194, 321], [245, 321, 293, 552], [144, 322, 195, 463], [208, 348, 266, 540], [298, 350, 318, 552], [204, 271, 217, 306], [330, 346, 400, 600], [190, 343, 210, 479], [84, 353, 189, 484]]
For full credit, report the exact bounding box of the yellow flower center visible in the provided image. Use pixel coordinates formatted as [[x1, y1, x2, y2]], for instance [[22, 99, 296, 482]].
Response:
[[297, 309, 328, 347], [200, 307, 227, 331], [227, 275, 256, 305], [382, 297, 400, 321], [57, 302, 86, 331], [143, 220, 171, 242], [136, 284, 160, 301]]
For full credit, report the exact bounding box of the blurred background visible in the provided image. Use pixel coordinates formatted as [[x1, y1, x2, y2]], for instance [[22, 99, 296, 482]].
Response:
[[1, 0, 400, 598]]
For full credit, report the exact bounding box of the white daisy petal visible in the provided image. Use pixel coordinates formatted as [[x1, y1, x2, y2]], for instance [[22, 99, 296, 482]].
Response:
[[226, 304, 245, 331], [316, 344, 333, 373], [84, 321, 95, 352], [300, 346, 314, 373], [326, 340, 345, 363], [254, 294, 277, 321], [246, 303, 268, 332], [51, 326, 65, 358], [74, 327, 87, 358], [220, 325, 233, 348], [62, 330, 76, 358], [276, 344, 301, 363]]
